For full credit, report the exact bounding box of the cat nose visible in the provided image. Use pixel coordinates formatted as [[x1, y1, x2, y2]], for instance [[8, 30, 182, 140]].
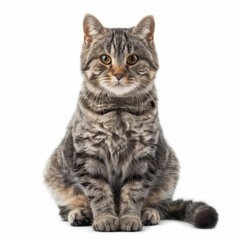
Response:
[[114, 72, 124, 80]]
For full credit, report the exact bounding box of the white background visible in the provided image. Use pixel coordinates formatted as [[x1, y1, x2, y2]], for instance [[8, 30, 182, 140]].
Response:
[[0, 0, 239, 239]]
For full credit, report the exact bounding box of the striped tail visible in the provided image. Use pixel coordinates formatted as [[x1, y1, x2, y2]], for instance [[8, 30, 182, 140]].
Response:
[[158, 199, 218, 228]]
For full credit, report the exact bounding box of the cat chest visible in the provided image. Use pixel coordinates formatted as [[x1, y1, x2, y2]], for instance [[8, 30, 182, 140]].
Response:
[[75, 111, 156, 159], [90, 114, 154, 159]]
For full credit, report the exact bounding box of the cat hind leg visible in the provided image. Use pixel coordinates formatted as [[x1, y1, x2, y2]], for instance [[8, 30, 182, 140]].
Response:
[[141, 207, 160, 226], [44, 150, 93, 226], [53, 187, 93, 226]]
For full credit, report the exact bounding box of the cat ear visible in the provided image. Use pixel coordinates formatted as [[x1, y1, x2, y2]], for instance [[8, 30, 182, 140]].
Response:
[[132, 15, 155, 43], [83, 14, 106, 45]]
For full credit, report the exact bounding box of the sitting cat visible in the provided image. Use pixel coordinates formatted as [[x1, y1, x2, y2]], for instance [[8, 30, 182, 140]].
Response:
[[44, 14, 218, 231]]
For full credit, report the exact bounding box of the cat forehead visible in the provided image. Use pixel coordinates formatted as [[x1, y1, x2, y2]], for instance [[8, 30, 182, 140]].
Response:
[[102, 28, 140, 55]]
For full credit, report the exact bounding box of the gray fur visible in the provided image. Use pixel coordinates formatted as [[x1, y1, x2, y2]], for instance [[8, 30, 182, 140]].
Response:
[[44, 14, 218, 231]]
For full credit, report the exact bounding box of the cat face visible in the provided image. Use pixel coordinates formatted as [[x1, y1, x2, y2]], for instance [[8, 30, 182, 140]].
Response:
[[81, 14, 159, 96]]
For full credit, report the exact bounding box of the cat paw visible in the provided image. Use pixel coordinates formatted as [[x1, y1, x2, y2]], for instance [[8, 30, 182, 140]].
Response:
[[120, 215, 142, 231], [92, 215, 119, 232], [68, 208, 92, 226], [141, 208, 160, 226]]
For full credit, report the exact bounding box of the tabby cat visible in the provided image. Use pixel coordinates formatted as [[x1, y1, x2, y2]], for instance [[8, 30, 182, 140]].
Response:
[[44, 14, 218, 231]]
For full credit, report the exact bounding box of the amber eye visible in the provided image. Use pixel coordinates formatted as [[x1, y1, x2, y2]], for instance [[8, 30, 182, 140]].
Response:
[[100, 54, 112, 65], [127, 54, 138, 65]]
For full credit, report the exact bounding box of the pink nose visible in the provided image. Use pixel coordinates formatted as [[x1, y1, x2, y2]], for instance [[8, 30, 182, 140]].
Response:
[[114, 73, 124, 80]]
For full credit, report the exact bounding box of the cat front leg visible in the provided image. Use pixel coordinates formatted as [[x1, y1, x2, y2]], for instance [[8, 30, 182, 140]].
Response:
[[88, 180, 119, 231], [75, 155, 119, 231], [118, 155, 156, 231], [119, 179, 151, 231], [81, 177, 119, 231]]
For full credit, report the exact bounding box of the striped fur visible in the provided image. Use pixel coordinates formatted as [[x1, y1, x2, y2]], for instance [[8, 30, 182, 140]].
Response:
[[44, 14, 218, 231]]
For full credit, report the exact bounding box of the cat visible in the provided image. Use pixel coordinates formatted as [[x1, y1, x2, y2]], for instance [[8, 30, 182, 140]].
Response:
[[44, 14, 218, 231]]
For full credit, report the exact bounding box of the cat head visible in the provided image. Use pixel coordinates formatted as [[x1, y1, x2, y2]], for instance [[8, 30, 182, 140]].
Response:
[[81, 14, 159, 96]]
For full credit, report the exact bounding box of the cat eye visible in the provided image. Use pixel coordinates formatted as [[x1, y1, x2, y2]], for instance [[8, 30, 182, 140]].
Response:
[[127, 54, 138, 65], [100, 54, 112, 65]]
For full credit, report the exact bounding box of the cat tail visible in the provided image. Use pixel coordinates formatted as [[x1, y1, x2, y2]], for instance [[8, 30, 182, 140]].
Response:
[[157, 199, 218, 228]]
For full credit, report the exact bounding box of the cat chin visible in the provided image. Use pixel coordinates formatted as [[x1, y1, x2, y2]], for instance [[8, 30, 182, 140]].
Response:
[[103, 84, 136, 96]]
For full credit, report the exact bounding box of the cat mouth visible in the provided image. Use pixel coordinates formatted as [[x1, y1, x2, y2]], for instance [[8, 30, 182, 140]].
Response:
[[114, 81, 124, 87], [104, 83, 135, 95]]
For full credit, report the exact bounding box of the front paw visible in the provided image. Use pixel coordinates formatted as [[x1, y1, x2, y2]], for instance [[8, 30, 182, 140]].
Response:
[[120, 215, 142, 231], [93, 215, 119, 232]]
